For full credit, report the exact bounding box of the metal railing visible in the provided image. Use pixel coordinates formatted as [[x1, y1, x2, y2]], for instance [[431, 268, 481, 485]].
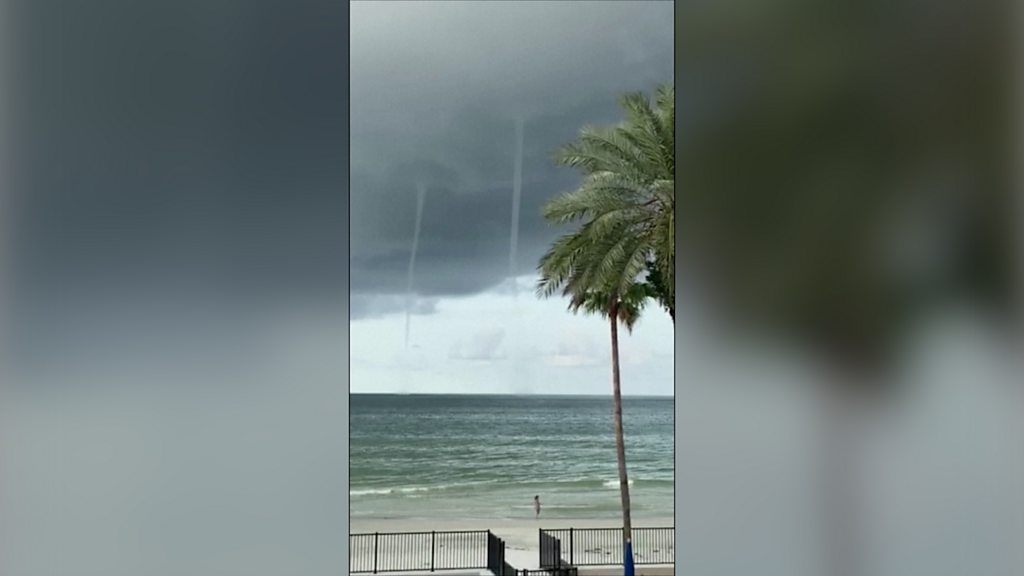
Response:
[[350, 530, 489, 573], [513, 569, 578, 576], [539, 527, 674, 567], [539, 529, 563, 569], [487, 531, 506, 575]]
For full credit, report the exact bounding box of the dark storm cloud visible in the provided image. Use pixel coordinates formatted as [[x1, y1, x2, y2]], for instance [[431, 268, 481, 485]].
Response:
[[7, 0, 347, 301], [1, 5, 352, 572], [3, 0, 348, 377], [350, 1, 674, 301]]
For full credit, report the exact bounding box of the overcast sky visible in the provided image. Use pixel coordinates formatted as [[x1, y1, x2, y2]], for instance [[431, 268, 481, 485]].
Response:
[[350, 1, 675, 395], [4, 1, 349, 388], [2, 3, 352, 574]]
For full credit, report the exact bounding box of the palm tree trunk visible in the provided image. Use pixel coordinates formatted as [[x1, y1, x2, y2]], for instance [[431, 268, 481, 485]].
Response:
[[609, 302, 634, 551]]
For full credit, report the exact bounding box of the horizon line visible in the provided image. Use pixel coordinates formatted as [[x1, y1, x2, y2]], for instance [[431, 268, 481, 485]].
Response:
[[350, 392, 674, 398]]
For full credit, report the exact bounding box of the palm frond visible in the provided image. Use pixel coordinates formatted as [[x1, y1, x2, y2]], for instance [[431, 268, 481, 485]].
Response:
[[538, 83, 675, 325]]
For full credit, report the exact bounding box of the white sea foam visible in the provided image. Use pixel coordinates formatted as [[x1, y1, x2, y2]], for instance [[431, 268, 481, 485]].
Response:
[[351, 488, 394, 496], [355, 477, 655, 497], [397, 486, 431, 493], [351, 484, 463, 497]]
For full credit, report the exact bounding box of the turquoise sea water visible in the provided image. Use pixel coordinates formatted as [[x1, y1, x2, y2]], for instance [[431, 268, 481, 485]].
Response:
[[350, 394, 674, 520]]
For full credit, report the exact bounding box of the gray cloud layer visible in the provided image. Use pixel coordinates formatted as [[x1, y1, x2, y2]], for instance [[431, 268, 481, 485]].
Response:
[[350, 1, 674, 303], [4, 1, 349, 379]]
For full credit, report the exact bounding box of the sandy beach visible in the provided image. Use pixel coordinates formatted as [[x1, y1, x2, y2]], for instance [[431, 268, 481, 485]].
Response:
[[351, 516, 674, 573]]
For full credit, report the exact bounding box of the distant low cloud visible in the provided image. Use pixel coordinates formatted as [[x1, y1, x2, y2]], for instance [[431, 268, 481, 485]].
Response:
[[449, 327, 506, 361], [350, 281, 674, 394], [350, 295, 439, 320], [541, 333, 603, 368], [543, 354, 601, 368], [621, 347, 654, 366]]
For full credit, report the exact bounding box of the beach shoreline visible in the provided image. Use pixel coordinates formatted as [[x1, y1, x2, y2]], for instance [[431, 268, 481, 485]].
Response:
[[351, 515, 674, 533]]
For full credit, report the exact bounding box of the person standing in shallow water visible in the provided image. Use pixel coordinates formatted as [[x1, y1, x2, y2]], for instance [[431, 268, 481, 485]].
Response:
[[533, 495, 541, 519]]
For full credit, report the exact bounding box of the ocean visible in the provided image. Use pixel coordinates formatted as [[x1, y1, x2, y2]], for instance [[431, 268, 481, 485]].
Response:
[[350, 394, 674, 520]]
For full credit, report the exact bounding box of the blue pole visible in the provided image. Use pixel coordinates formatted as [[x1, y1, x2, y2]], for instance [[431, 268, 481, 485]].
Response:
[[624, 539, 635, 576]]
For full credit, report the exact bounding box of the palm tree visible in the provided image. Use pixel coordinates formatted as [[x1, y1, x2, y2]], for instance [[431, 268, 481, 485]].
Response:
[[537, 85, 674, 575], [536, 275, 649, 572], [546, 84, 675, 321]]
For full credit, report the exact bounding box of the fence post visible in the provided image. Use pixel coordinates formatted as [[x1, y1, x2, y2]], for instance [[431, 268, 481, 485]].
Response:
[[430, 530, 435, 572], [372, 532, 379, 574], [538, 529, 542, 568], [487, 530, 493, 574], [499, 537, 505, 575], [569, 527, 574, 566]]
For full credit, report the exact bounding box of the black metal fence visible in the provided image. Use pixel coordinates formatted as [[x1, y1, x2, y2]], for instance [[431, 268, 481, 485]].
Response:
[[349, 526, 671, 573], [539, 527, 674, 567], [487, 531, 506, 575], [349, 530, 489, 573], [538, 529, 563, 569]]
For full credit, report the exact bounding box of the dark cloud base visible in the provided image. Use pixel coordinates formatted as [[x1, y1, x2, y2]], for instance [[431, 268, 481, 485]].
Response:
[[350, 1, 674, 303]]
